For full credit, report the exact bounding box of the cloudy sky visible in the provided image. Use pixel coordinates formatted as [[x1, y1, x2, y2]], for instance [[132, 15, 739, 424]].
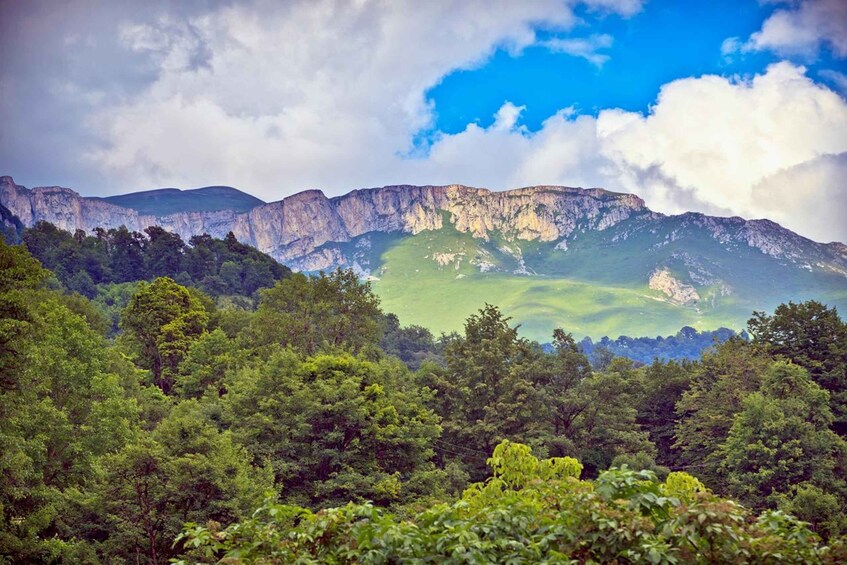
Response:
[[1, 0, 846, 242]]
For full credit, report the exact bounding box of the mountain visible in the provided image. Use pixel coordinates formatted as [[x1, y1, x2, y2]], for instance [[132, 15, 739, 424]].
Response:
[[3, 174, 846, 340], [99, 185, 265, 215]]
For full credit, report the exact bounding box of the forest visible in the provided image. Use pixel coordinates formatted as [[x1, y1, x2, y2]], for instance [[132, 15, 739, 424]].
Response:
[[2, 226, 847, 563]]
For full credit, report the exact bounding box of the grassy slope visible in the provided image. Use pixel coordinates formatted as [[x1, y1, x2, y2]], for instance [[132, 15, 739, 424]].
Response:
[[370, 245, 723, 342], [350, 220, 847, 342]]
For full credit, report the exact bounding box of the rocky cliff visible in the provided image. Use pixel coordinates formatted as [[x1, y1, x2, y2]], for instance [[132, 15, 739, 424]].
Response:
[[0, 176, 646, 263], [2, 175, 845, 277]]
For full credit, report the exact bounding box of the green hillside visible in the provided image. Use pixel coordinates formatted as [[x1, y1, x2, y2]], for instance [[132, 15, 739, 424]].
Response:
[[313, 216, 847, 341], [100, 185, 264, 215]]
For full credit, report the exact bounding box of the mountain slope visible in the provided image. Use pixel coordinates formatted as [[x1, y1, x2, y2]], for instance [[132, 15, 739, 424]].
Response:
[[100, 186, 265, 215], [2, 175, 845, 340]]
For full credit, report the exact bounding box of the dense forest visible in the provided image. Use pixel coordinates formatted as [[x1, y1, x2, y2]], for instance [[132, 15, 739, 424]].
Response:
[[577, 327, 740, 367], [23, 221, 290, 300], [2, 227, 847, 562]]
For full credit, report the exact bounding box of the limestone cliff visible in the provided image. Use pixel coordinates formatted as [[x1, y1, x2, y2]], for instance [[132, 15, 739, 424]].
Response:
[[0, 176, 646, 265], [1, 175, 845, 278]]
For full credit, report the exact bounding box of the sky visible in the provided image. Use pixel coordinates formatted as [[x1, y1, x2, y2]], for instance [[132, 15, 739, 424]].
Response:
[[1, 0, 846, 242]]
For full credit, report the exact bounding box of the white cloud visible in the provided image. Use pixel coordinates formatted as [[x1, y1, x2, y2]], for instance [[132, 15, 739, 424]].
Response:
[[751, 153, 847, 243], [737, 0, 847, 59], [84, 0, 642, 194], [720, 37, 742, 63], [819, 69, 847, 94], [543, 34, 614, 66], [412, 62, 847, 241]]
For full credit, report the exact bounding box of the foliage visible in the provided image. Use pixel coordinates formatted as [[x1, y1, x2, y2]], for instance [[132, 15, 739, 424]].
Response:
[[0, 242, 143, 561], [121, 277, 210, 392], [748, 301, 847, 435], [84, 401, 273, 563], [673, 337, 772, 491], [249, 269, 383, 356], [579, 326, 738, 366], [176, 440, 844, 564], [720, 362, 847, 516], [4, 237, 847, 562], [636, 359, 694, 468], [22, 221, 289, 299], [379, 312, 442, 370], [222, 351, 443, 507]]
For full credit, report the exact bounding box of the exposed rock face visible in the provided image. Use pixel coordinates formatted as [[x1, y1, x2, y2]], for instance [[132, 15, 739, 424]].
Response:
[[0, 176, 646, 264], [649, 268, 701, 305], [2, 175, 845, 278]]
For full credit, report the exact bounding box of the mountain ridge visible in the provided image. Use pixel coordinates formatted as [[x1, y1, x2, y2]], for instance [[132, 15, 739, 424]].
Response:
[[3, 174, 845, 340]]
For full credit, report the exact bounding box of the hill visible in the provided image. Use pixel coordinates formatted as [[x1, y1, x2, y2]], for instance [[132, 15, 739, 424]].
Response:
[[100, 185, 265, 215]]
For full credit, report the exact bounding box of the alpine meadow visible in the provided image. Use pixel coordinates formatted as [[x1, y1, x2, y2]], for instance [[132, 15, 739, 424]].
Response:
[[2, 0, 847, 563]]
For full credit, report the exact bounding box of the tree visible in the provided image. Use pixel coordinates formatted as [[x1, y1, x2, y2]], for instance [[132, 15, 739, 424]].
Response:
[[0, 239, 48, 388], [674, 338, 771, 491], [176, 440, 840, 564], [222, 351, 443, 507], [0, 288, 141, 561], [92, 401, 271, 564], [109, 226, 146, 282], [720, 362, 847, 515], [175, 328, 245, 399], [250, 269, 382, 356], [637, 359, 693, 468], [144, 226, 186, 278], [425, 305, 544, 480], [748, 301, 847, 435], [380, 313, 440, 370], [560, 358, 655, 477], [527, 329, 593, 454], [121, 277, 209, 392]]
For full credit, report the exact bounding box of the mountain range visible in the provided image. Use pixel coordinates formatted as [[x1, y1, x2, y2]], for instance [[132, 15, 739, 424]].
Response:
[[2, 174, 845, 341]]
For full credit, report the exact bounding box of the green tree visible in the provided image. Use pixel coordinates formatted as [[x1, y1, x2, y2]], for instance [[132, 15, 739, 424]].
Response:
[[223, 350, 442, 507], [175, 328, 245, 399], [176, 440, 841, 564], [121, 277, 209, 392], [748, 301, 847, 435], [562, 358, 655, 477], [0, 239, 48, 387], [0, 287, 141, 561], [721, 362, 847, 514], [143, 225, 186, 278], [674, 338, 771, 491], [637, 359, 693, 468], [380, 312, 440, 370], [92, 401, 271, 564], [250, 269, 382, 356], [429, 304, 544, 480]]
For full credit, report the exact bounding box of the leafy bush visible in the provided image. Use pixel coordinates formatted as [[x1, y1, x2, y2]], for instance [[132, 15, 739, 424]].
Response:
[[176, 440, 846, 564]]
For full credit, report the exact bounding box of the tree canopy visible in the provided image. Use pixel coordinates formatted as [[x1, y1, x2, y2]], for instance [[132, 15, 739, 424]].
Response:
[[2, 236, 847, 562]]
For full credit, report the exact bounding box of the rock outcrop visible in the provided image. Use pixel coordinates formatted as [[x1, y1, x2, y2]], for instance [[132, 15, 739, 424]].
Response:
[[2, 175, 845, 277], [0, 177, 646, 264], [648, 268, 701, 305]]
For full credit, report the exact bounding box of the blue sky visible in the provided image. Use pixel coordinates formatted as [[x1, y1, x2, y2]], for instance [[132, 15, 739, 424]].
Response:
[[427, 0, 844, 135], [0, 0, 846, 241]]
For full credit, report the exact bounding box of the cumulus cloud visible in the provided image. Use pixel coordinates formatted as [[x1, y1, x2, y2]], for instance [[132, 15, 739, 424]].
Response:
[[819, 69, 847, 94], [414, 62, 847, 241], [726, 0, 847, 60], [751, 153, 847, 243], [49, 0, 640, 193]]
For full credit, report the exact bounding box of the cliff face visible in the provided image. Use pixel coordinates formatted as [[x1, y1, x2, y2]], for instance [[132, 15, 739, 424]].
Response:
[[0, 176, 647, 264], [1, 174, 845, 276]]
